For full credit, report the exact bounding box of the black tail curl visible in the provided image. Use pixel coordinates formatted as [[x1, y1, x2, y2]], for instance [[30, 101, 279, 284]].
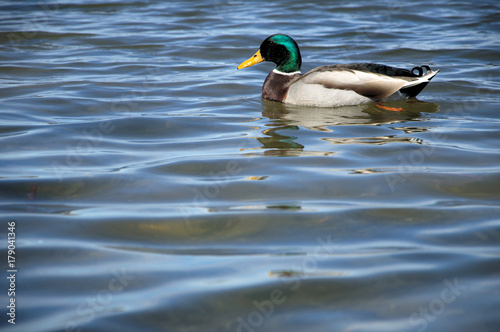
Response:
[[411, 65, 432, 77]]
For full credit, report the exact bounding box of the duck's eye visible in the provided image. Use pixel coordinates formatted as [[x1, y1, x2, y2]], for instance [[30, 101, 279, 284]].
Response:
[[253, 55, 257, 58]]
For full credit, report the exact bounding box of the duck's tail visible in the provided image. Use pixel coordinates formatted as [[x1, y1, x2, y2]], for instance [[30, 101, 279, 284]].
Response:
[[400, 66, 440, 98]]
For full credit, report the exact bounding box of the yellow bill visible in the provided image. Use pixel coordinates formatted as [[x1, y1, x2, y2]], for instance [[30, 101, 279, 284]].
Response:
[[237, 50, 264, 69]]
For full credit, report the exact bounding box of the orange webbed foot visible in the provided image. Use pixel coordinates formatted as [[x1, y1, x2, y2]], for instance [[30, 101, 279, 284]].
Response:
[[376, 103, 405, 112]]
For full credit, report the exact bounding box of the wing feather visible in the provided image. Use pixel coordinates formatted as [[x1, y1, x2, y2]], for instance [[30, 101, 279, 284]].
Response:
[[300, 68, 409, 100]]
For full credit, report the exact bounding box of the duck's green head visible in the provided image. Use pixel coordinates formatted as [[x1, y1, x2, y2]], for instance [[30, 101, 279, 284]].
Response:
[[237, 34, 302, 74]]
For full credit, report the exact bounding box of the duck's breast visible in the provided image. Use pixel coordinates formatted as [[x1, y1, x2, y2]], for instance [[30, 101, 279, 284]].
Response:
[[262, 70, 301, 103]]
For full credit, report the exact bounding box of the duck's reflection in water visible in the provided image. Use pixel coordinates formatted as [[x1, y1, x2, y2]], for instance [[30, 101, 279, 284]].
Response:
[[256, 99, 439, 155]]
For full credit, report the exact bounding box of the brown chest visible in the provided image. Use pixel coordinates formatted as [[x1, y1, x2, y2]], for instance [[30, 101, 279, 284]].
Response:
[[262, 71, 300, 103]]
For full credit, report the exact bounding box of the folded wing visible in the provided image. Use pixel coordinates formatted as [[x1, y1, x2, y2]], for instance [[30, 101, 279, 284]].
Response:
[[300, 64, 439, 101]]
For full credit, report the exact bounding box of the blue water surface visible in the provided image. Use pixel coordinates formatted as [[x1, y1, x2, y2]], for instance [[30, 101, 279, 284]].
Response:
[[1, 1, 500, 331]]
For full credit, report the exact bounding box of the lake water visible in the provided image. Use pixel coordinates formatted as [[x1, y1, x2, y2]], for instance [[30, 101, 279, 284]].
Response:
[[1, 1, 500, 331]]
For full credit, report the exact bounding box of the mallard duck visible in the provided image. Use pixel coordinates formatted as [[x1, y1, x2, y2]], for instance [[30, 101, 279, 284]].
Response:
[[237, 34, 439, 108]]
